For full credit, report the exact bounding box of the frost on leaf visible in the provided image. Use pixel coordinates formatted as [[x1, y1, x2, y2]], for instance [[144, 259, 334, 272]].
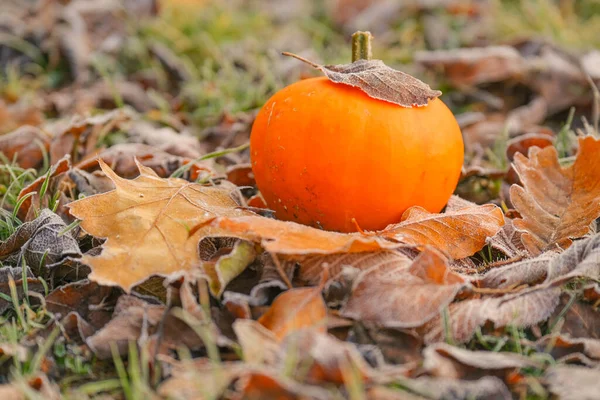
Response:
[[510, 136, 600, 255], [283, 53, 441, 107], [68, 159, 254, 292]]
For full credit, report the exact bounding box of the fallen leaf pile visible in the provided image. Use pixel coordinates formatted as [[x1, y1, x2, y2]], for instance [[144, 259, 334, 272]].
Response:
[[1, 0, 600, 398]]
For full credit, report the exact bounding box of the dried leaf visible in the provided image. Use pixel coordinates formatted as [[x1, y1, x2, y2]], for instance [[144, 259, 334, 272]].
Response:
[[536, 335, 600, 365], [340, 248, 468, 328], [510, 136, 600, 255], [544, 365, 600, 400], [68, 160, 254, 291], [423, 343, 542, 380], [378, 204, 505, 258], [212, 216, 399, 255], [234, 369, 330, 400], [424, 286, 561, 344], [203, 240, 257, 297], [233, 319, 281, 366], [0, 266, 44, 313], [0, 125, 50, 169], [284, 53, 441, 107], [0, 209, 81, 275], [258, 287, 327, 341], [416, 46, 527, 86], [481, 232, 600, 289]]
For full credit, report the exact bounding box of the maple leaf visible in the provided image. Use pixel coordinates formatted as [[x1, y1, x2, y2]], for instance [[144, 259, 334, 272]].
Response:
[[510, 136, 600, 255], [378, 204, 505, 258], [68, 159, 254, 291]]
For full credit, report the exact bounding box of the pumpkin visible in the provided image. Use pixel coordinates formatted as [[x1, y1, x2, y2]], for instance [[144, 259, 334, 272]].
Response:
[[250, 32, 464, 232]]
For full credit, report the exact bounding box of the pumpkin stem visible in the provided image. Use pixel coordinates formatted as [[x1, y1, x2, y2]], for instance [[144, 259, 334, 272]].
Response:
[[351, 31, 373, 62]]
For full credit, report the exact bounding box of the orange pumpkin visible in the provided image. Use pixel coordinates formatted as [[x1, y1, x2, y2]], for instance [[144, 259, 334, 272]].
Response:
[[250, 35, 464, 233]]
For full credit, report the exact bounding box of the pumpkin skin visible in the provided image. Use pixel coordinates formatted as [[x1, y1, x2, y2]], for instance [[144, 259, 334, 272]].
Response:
[[250, 76, 464, 232]]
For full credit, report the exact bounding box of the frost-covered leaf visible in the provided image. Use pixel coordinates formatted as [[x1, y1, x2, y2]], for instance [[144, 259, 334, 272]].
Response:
[[511, 136, 600, 255]]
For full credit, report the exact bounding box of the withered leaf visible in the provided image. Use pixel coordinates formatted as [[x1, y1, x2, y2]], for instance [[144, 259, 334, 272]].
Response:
[[511, 136, 600, 255], [536, 335, 600, 365], [340, 248, 469, 328], [68, 160, 254, 291], [203, 240, 257, 297], [424, 286, 561, 344], [0, 209, 81, 274], [283, 53, 441, 107], [0, 125, 50, 169], [378, 204, 505, 259], [233, 319, 282, 366], [482, 232, 600, 289], [258, 287, 327, 341], [544, 365, 600, 400], [0, 266, 44, 313], [212, 216, 399, 255], [423, 343, 542, 379]]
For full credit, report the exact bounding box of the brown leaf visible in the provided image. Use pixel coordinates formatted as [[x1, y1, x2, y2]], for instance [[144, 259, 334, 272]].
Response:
[[482, 232, 600, 289], [416, 46, 527, 86], [16, 156, 71, 220], [258, 287, 327, 341], [340, 248, 468, 328], [536, 335, 600, 365], [234, 369, 330, 400], [212, 216, 399, 255], [0, 266, 44, 314], [549, 295, 600, 340], [0, 209, 81, 275], [283, 53, 441, 108], [510, 136, 600, 255], [378, 204, 505, 259], [424, 286, 561, 344], [369, 376, 512, 400], [203, 240, 257, 297], [544, 365, 600, 400], [233, 319, 282, 366], [68, 160, 254, 291], [0, 125, 51, 169], [423, 343, 542, 380], [297, 250, 411, 286]]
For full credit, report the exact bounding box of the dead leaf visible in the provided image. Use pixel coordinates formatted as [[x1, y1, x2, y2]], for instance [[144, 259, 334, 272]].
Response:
[[416, 46, 527, 86], [233, 319, 282, 366], [258, 287, 327, 341], [0, 125, 51, 169], [341, 248, 469, 328], [283, 53, 441, 108], [370, 376, 512, 400], [0, 209, 81, 276], [202, 240, 257, 297], [487, 219, 527, 259], [511, 136, 600, 255], [233, 369, 330, 400], [0, 266, 44, 313], [544, 365, 600, 400], [423, 343, 542, 380], [212, 216, 399, 255], [378, 204, 505, 258], [16, 156, 71, 221], [536, 335, 600, 366], [424, 286, 562, 344], [549, 295, 600, 340], [68, 159, 254, 291], [482, 233, 600, 289]]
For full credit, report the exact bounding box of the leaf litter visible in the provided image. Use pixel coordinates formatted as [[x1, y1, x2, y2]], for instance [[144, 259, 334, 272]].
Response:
[[0, 0, 600, 398]]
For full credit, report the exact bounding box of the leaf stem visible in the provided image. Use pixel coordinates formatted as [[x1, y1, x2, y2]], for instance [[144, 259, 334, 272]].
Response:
[[351, 31, 372, 62]]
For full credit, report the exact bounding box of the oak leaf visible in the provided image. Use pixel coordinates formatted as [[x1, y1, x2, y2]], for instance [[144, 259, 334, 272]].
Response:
[[378, 204, 505, 258], [68, 159, 254, 291], [510, 136, 600, 255]]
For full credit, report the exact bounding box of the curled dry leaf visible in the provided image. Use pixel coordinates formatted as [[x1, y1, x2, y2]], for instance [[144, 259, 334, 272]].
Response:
[[283, 53, 441, 108], [536, 335, 600, 365], [202, 240, 257, 297], [0, 209, 81, 275], [482, 231, 600, 289], [212, 216, 399, 255], [0, 125, 51, 169], [423, 343, 542, 380], [258, 287, 327, 341], [233, 319, 282, 366], [340, 248, 469, 328], [424, 286, 561, 344], [378, 204, 505, 259], [510, 136, 600, 255], [68, 160, 254, 291]]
